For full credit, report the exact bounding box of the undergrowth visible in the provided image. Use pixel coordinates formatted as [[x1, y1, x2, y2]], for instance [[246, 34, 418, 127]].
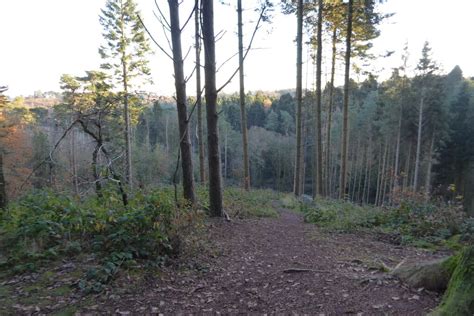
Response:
[[285, 192, 473, 249], [0, 186, 279, 293]]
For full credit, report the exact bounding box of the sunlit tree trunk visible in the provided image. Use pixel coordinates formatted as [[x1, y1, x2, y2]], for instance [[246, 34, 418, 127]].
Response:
[[169, 0, 196, 204], [202, 0, 223, 216], [339, 0, 353, 199]]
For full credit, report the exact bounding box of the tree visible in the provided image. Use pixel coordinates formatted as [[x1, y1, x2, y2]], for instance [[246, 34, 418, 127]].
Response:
[[413, 41, 438, 191], [0, 86, 8, 209], [238, 0, 251, 191], [294, 0, 304, 196], [339, 0, 353, 199], [202, 0, 223, 217], [99, 0, 152, 190], [313, 0, 323, 197], [195, 0, 206, 185], [168, 0, 196, 204]]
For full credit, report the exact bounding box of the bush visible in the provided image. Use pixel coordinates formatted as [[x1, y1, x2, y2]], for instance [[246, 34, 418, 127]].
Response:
[[223, 188, 280, 218], [301, 198, 385, 232], [0, 188, 197, 291], [300, 193, 470, 248]]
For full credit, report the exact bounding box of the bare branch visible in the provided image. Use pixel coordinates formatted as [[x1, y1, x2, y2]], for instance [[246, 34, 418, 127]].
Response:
[[14, 120, 79, 195], [217, 4, 267, 93], [154, 0, 171, 29], [153, 10, 171, 32], [185, 64, 197, 83], [180, 2, 197, 33], [137, 14, 174, 61]]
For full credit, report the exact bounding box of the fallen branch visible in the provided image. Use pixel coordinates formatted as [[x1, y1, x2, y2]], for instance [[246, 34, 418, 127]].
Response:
[[282, 268, 329, 273]]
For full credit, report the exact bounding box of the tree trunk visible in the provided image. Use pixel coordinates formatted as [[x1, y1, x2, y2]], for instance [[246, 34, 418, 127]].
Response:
[[413, 93, 424, 191], [202, 0, 223, 217], [165, 115, 169, 153], [393, 96, 403, 196], [70, 126, 79, 195], [195, 0, 206, 185], [381, 144, 391, 206], [375, 143, 383, 205], [425, 133, 435, 198], [92, 143, 103, 198], [403, 142, 412, 192], [224, 126, 228, 181], [294, 0, 304, 196], [362, 140, 371, 204], [237, 0, 251, 191], [339, 0, 353, 199], [169, 0, 196, 204], [326, 27, 337, 197], [121, 24, 133, 191], [313, 0, 323, 197], [0, 152, 7, 210]]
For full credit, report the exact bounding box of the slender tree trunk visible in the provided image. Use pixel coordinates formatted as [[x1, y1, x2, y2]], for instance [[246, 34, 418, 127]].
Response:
[[120, 13, 133, 191], [381, 145, 391, 205], [71, 127, 79, 195], [301, 116, 307, 194], [92, 144, 103, 198], [195, 0, 206, 184], [393, 95, 403, 196], [403, 142, 412, 192], [237, 0, 251, 191], [0, 152, 7, 210], [425, 133, 435, 198], [313, 0, 323, 197], [375, 143, 383, 205], [366, 152, 372, 204], [339, 0, 353, 199], [357, 144, 367, 203], [326, 27, 337, 197], [169, 0, 196, 204], [202, 0, 223, 217], [224, 127, 228, 181], [165, 115, 169, 153], [413, 93, 424, 191], [294, 0, 304, 196], [352, 140, 361, 201], [362, 140, 371, 204]]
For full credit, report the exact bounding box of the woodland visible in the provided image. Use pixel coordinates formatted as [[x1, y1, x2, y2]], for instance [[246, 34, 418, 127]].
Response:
[[0, 0, 473, 314]]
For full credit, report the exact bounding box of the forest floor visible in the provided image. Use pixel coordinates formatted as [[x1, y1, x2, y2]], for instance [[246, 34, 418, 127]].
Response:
[[1, 204, 448, 315]]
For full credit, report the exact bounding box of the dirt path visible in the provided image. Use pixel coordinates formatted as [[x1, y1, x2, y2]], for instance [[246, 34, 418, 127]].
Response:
[[91, 208, 442, 315]]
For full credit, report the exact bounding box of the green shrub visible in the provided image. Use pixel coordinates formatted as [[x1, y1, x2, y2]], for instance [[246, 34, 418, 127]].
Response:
[[300, 194, 469, 248], [0, 188, 195, 292]]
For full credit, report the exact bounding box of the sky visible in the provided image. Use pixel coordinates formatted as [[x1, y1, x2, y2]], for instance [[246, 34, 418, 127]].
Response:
[[0, 0, 473, 98]]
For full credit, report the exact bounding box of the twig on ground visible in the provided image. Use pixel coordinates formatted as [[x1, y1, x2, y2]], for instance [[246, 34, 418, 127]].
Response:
[[282, 268, 329, 273]]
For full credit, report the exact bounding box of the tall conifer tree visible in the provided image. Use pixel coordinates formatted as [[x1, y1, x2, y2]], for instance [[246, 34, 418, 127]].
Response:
[[99, 0, 151, 190]]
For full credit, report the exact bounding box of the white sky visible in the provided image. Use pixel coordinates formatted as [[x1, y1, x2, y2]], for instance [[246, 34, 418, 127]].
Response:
[[0, 0, 473, 98]]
